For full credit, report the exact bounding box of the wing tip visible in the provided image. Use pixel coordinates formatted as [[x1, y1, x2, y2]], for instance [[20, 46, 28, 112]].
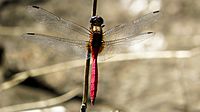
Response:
[[153, 10, 160, 14], [21, 32, 35, 39], [27, 5, 40, 10], [147, 32, 153, 34], [32, 5, 40, 9], [147, 32, 156, 36], [27, 32, 35, 35]]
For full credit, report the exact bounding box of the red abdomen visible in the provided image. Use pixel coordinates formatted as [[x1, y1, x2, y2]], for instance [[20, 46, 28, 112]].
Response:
[[89, 32, 103, 105], [90, 53, 98, 105]]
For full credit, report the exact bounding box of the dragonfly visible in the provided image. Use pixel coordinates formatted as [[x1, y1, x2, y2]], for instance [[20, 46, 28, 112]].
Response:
[[22, 5, 160, 105]]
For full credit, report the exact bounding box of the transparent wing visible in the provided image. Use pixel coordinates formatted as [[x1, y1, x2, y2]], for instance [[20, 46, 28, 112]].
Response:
[[103, 11, 160, 41], [98, 32, 155, 61], [27, 6, 90, 41], [22, 33, 89, 59]]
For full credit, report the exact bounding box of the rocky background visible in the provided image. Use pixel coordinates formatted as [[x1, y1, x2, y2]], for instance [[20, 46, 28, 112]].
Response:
[[0, 0, 200, 112]]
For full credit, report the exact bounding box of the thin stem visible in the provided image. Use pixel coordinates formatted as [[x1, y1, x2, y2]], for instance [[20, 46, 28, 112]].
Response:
[[80, 49, 91, 112], [92, 0, 97, 16], [81, 0, 97, 111]]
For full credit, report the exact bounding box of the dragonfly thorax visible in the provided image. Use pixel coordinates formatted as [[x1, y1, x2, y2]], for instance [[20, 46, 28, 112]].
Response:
[[89, 31, 104, 54], [92, 26, 102, 32]]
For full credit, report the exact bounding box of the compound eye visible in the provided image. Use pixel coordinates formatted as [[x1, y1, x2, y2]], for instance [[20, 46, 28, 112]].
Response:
[[90, 16, 96, 24], [97, 16, 104, 25], [90, 16, 104, 26]]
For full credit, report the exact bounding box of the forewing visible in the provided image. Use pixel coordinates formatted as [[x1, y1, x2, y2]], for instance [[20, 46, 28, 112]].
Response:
[[27, 6, 90, 41], [103, 11, 160, 41], [98, 32, 155, 61], [22, 33, 89, 59]]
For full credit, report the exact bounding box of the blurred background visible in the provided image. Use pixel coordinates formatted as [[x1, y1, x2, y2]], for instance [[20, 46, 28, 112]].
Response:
[[0, 0, 200, 112]]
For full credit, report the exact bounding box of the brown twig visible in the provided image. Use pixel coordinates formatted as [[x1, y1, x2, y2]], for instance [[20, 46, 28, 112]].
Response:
[[80, 50, 91, 112], [92, 0, 97, 16], [80, 0, 98, 111]]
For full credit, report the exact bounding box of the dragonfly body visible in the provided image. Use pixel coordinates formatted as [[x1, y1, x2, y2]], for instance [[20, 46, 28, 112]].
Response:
[[23, 6, 160, 105], [89, 16, 104, 104]]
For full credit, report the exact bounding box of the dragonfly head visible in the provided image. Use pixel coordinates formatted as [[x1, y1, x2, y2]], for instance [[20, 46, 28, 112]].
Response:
[[90, 16, 104, 27]]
